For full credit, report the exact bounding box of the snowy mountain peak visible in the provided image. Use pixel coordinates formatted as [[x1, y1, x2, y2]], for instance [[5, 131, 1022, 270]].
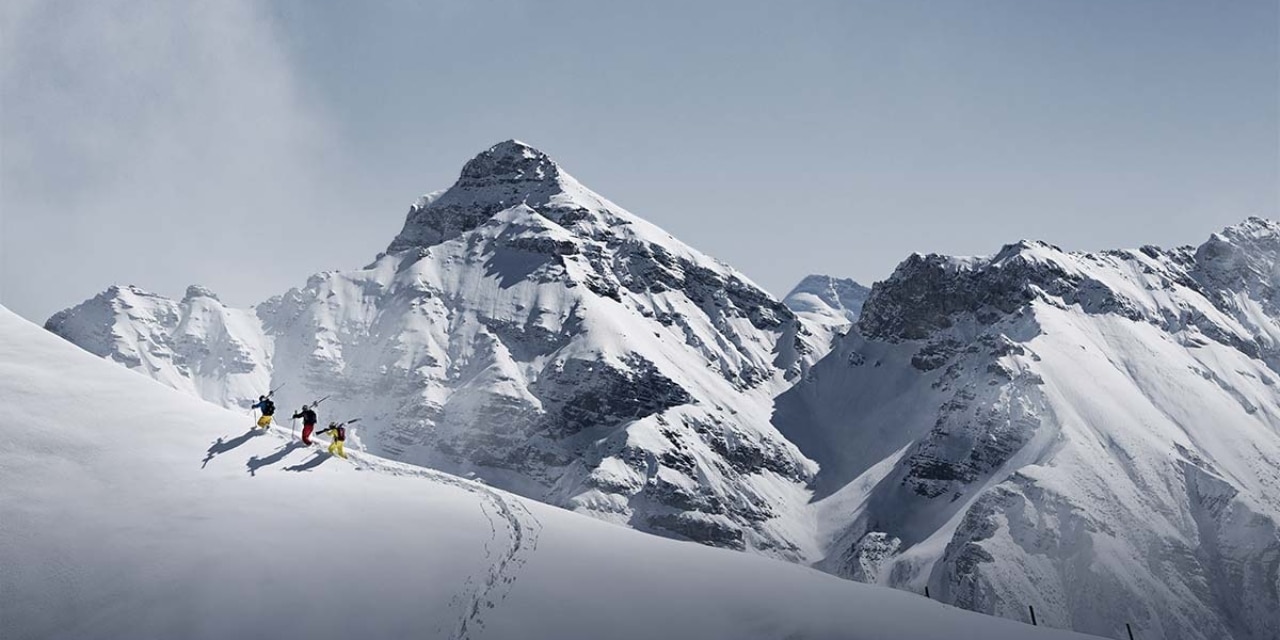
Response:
[[1216, 215, 1280, 241], [1193, 216, 1280, 296], [459, 139, 560, 182], [183, 284, 221, 302], [102, 283, 151, 300], [785, 275, 871, 318], [783, 275, 871, 352], [387, 140, 587, 252], [988, 238, 1066, 264]]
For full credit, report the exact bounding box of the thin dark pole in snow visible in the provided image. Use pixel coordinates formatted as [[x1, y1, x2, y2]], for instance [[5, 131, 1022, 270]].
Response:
[[924, 586, 930, 599], [1126, 623, 1135, 640], [1029, 605, 1037, 626]]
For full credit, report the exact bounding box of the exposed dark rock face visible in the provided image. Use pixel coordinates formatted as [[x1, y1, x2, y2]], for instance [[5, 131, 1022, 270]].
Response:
[[647, 512, 745, 549], [532, 355, 693, 438]]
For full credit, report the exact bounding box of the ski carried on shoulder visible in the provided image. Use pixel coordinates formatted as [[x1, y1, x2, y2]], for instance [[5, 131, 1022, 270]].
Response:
[[314, 418, 360, 463], [251, 385, 285, 430]]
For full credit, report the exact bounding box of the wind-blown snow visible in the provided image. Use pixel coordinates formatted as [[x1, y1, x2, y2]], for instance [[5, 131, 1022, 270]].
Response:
[[0, 305, 1098, 640]]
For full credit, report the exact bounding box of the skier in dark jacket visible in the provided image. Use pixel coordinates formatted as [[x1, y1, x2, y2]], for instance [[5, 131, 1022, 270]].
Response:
[[251, 395, 276, 429], [292, 405, 318, 445]]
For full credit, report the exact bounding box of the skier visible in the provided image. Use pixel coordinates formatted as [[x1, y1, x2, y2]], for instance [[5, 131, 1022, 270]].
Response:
[[315, 422, 348, 459], [292, 404, 318, 445], [250, 395, 276, 429]]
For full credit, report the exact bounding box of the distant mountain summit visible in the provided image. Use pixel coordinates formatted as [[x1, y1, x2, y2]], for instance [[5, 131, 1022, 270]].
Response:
[[784, 274, 870, 324], [388, 140, 570, 251], [783, 274, 871, 350]]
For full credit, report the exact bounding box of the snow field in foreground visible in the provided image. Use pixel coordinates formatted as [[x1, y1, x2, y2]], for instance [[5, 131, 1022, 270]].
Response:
[[0, 306, 1097, 639]]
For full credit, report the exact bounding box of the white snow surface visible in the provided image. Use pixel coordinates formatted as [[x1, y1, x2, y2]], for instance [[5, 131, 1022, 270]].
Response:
[[0, 305, 1100, 640]]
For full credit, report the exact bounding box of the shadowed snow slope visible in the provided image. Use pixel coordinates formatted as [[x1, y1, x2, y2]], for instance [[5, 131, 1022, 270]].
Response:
[[0, 306, 1097, 640]]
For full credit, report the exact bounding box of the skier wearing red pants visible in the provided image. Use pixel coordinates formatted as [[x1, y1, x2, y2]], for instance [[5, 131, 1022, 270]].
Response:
[[292, 405, 318, 445]]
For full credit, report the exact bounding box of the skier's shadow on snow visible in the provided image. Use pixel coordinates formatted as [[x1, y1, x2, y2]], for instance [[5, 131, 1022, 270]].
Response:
[[283, 451, 332, 473], [246, 441, 307, 476], [201, 429, 261, 468]]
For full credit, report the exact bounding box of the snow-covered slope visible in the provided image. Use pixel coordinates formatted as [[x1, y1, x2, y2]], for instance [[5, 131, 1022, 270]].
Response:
[[0, 305, 1098, 640], [776, 219, 1280, 640], [46, 140, 826, 558], [783, 274, 871, 356]]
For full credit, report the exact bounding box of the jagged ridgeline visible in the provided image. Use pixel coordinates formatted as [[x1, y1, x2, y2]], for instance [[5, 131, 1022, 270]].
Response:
[[46, 140, 832, 557]]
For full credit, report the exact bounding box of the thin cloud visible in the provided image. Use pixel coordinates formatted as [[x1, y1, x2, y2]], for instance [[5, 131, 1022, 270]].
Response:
[[1, 0, 346, 321]]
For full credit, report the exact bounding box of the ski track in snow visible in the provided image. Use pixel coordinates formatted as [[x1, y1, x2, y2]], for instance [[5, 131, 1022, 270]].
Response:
[[345, 450, 541, 640], [258, 434, 542, 640]]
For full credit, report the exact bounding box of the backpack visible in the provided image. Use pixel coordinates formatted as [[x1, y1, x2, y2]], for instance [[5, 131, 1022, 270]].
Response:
[[335, 425, 346, 441], [262, 399, 275, 415]]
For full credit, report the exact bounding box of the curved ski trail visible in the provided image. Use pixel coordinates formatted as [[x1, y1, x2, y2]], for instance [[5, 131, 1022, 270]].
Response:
[[343, 449, 542, 640]]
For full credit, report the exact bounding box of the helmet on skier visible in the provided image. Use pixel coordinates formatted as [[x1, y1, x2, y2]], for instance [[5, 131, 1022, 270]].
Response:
[[259, 395, 266, 401]]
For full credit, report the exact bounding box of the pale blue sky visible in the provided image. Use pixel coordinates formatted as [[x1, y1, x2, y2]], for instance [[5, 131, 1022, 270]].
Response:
[[3, 0, 1277, 322]]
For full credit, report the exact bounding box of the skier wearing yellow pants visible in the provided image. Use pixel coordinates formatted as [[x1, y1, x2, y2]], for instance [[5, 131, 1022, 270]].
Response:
[[250, 395, 276, 429], [316, 422, 348, 458]]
